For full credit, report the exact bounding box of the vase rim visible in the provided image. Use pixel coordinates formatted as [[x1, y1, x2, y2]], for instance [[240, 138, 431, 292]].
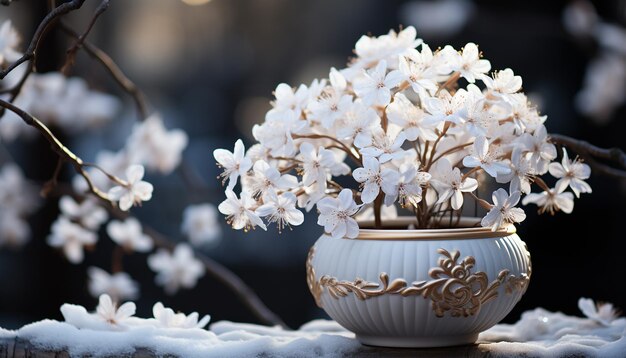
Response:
[[352, 217, 516, 240]]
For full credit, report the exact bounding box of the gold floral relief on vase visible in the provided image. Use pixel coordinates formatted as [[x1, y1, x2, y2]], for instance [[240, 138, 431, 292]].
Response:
[[306, 246, 531, 318]]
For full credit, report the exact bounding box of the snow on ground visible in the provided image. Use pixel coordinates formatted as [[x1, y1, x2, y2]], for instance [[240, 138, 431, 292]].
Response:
[[0, 298, 624, 357]]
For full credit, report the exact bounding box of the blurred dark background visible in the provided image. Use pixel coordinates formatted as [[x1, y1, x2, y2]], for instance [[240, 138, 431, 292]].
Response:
[[1, 0, 625, 330]]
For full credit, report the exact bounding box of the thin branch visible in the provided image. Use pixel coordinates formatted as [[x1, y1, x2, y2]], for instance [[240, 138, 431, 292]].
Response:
[[469, 192, 492, 210], [292, 133, 361, 165], [424, 122, 450, 171], [550, 133, 626, 179], [111, 245, 124, 273], [60, 0, 110, 75], [435, 71, 461, 96], [430, 141, 473, 164], [0, 0, 86, 79], [143, 226, 288, 328], [41, 157, 65, 197], [0, 98, 110, 202], [58, 23, 150, 120]]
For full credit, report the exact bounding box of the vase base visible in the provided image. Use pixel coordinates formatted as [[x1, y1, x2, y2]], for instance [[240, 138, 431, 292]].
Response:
[[356, 333, 479, 348]]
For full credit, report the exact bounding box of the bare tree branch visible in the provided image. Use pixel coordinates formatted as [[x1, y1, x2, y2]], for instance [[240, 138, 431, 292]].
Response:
[[550, 133, 626, 179], [59, 23, 150, 120], [60, 0, 110, 75], [0, 0, 86, 79]]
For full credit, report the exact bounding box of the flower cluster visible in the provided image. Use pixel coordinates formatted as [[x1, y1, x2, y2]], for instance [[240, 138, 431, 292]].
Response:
[[215, 26, 592, 237], [1, 71, 121, 141], [60, 294, 210, 331]]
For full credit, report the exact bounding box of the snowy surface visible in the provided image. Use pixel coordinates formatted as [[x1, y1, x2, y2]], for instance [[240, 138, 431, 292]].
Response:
[[1, 299, 625, 357]]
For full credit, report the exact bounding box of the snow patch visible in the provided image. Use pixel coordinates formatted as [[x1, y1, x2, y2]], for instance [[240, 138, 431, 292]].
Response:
[[2, 304, 625, 357]]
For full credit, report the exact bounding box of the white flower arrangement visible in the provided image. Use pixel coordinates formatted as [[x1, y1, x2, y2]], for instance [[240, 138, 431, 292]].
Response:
[[215, 26, 592, 238]]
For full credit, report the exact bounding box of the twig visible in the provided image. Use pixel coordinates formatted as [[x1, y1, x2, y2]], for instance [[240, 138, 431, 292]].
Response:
[[143, 226, 289, 328], [111, 245, 124, 273], [0, 98, 111, 202], [373, 193, 383, 228], [0, 0, 86, 79], [41, 157, 65, 197], [435, 71, 461, 96], [60, 0, 110, 75], [550, 133, 626, 179], [292, 133, 361, 165], [58, 23, 150, 120]]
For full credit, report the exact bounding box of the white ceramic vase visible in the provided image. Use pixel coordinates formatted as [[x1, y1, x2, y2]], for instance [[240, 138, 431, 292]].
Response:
[[306, 217, 532, 348]]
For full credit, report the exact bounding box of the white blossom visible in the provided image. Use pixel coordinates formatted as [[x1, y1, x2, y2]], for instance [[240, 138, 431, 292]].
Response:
[[298, 142, 350, 187], [423, 89, 468, 125], [316, 189, 360, 239], [447, 42, 491, 83], [249, 160, 298, 199], [148, 244, 205, 295], [0, 163, 40, 215], [59, 196, 108, 230], [0, 210, 30, 248], [61, 294, 136, 331], [351, 26, 422, 73], [430, 158, 478, 210], [252, 111, 304, 158], [96, 294, 136, 326], [353, 60, 403, 106], [0, 20, 22, 65], [307, 87, 352, 129], [353, 156, 399, 204], [214, 139, 252, 190], [296, 182, 326, 212], [481, 189, 526, 231], [152, 302, 210, 329], [395, 45, 438, 97], [256, 192, 304, 232], [88, 267, 139, 301], [462, 89, 497, 137], [335, 102, 381, 147], [218, 189, 266, 231], [518, 125, 557, 174], [578, 297, 619, 326], [106, 218, 153, 252], [107, 165, 154, 211], [382, 165, 430, 208], [522, 188, 574, 215], [181, 204, 222, 247], [126, 115, 188, 175], [497, 148, 535, 194], [462, 136, 511, 178], [267, 83, 309, 121], [47, 216, 97, 264], [548, 148, 592, 197], [482, 68, 522, 97], [386, 93, 438, 141], [358, 127, 407, 163], [8, 73, 120, 132]]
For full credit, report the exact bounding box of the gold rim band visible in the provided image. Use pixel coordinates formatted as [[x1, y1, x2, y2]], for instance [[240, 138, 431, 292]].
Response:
[[352, 217, 516, 241]]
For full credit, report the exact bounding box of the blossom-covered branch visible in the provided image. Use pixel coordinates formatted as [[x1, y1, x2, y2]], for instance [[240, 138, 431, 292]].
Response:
[[1, 3, 290, 329], [550, 133, 626, 179], [215, 27, 594, 235], [0, 98, 119, 202]]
